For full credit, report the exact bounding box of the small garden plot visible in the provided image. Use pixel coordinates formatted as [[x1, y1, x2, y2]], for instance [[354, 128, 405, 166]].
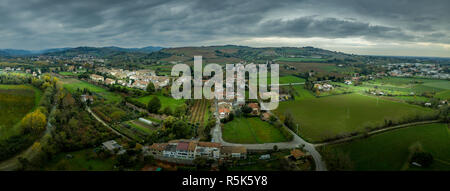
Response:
[[189, 99, 210, 125], [126, 119, 159, 134]]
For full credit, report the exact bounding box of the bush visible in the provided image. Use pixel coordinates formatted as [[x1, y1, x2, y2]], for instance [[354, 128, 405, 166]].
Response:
[[147, 97, 161, 113], [411, 152, 433, 167]]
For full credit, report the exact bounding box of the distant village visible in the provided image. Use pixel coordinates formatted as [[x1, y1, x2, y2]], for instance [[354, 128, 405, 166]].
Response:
[[90, 67, 170, 90], [384, 63, 450, 79]]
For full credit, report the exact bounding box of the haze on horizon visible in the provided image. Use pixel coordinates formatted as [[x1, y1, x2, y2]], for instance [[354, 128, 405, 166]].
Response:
[[0, 0, 449, 57]]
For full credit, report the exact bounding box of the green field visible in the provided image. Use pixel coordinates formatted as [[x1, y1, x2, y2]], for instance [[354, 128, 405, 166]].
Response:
[[59, 72, 78, 76], [0, 85, 42, 140], [222, 117, 289, 144], [131, 94, 184, 111], [61, 78, 121, 102], [323, 123, 450, 171], [274, 93, 437, 142], [365, 77, 449, 95], [435, 90, 450, 100], [43, 149, 115, 171], [279, 75, 306, 84]]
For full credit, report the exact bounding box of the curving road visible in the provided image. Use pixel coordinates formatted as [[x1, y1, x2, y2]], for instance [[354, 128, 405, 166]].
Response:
[[211, 99, 327, 171]]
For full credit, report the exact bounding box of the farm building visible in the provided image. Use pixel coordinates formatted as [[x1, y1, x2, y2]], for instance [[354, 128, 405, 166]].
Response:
[[102, 140, 125, 154], [247, 103, 260, 115]]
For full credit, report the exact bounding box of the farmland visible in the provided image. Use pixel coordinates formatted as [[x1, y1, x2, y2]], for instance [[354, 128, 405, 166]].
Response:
[[61, 78, 122, 102], [0, 85, 42, 140], [125, 119, 158, 134], [279, 75, 306, 84], [189, 99, 210, 125], [222, 117, 289, 144], [58, 72, 79, 76], [322, 123, 450, 171], [130, 94, 185, 111], [364, 77, 450, 95], [274, 93, 438, 143]]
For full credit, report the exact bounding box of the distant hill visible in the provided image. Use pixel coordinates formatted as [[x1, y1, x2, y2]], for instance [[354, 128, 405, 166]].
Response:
[[1, 45, 448, 65], [0, 46, 163, 57]]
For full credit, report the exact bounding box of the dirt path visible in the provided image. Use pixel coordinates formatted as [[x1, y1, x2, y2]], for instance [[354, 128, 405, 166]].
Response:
[[86, 107, 131, 141]]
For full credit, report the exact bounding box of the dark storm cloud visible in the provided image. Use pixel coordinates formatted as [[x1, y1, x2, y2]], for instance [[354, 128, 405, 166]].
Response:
[[0, 0, 449, 51]]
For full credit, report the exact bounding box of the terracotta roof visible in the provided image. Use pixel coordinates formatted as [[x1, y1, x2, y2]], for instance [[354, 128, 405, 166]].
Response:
[[290, 149, 305, 158], [176, 142, 189, 151], [149, 143, 168, 151], [198, 142, 221, 148], [218, 108, 230, 113]]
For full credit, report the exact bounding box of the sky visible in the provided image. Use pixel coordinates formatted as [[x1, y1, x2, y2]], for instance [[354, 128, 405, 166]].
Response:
[[0, 0, 449, 57]]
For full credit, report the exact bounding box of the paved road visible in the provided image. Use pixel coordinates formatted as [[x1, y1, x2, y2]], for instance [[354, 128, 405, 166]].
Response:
[[211, 99, 327, 171]]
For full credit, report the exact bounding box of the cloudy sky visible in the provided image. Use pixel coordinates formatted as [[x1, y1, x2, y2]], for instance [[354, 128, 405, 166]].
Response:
[[0, 0, 449, 57]]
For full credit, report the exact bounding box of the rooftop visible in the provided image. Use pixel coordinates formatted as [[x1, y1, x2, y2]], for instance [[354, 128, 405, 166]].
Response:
[[176, 142, 189, 151]]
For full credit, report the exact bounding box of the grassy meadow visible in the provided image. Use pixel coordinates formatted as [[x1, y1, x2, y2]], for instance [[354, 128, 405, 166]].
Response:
[[322, 123, 450, 171], [274, 93, 437, 142], [43, 149, 115, 171], [365, 77, 450, 95], [222, 117, 288, 144], [131, 94, 184, 111], [61, 78, 122, 102], [279, 75, 306, 84], [0, 85, 42, 140]]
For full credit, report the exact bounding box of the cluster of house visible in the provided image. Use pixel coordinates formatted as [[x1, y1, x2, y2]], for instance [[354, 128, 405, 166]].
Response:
[[218, 101, 233, 119], [2, 67, 41, 77], [143, 140, 247, 161], [31, 54, 105, 64], [384, 63, 449, 79], [313, 80, 334, 91], [91, 67, 170, 90]]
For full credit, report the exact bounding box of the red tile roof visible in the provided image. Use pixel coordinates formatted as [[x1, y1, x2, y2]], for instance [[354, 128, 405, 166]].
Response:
[[176, 142, 189, 151]]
